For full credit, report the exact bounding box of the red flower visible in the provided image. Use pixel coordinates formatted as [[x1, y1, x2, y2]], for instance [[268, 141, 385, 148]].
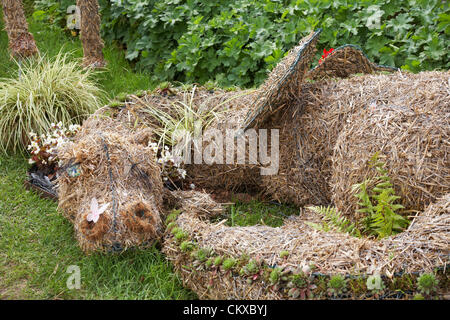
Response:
[[319, 48, 334, 64]]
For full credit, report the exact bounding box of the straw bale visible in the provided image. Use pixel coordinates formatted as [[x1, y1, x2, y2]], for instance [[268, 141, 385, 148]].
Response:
[[77, 0, 105, 68], [331, 71, 450, 219], [163, 192, 449, 299], [255, 70, 448, 209], [57, 115, 164, 252], [307, 45, 398, 81], [1, 0, 39, 58]]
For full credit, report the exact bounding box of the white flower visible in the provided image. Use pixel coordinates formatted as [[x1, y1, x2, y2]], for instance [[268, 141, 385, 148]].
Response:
[[177, 168, 187, 179], [28, 158, 35, 164], [87, 197, 109, 223], [190, 183, 195, 189]]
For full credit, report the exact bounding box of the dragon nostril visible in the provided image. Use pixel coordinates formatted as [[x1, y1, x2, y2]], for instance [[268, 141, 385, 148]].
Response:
[[135, 209, 146, 218]]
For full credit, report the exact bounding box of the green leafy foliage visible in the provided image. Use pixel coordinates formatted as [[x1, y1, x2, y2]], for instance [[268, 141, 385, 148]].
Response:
[[306, 206, 361, 237], [352, 153, 410, 238], [35, 0, 450, 88]]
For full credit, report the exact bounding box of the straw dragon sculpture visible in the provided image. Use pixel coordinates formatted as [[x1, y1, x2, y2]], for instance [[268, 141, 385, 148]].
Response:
[[54, 30, 449, 298]]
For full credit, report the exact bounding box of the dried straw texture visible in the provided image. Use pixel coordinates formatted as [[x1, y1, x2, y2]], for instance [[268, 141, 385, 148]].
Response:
[[331, 71, 450, 218], [258, 70, 448, 209], [117, 86, 263, 193], [163, 192, 449, 299], [182, 89, 263, 193], [258, 81, 335, 206], [242, 30, 321, 130], [57, 115, 164, 253], [77, 0, 105, 68], [307, 45, 398, 81], [1, 0, 39, 58], [169, 190, 225, 218]]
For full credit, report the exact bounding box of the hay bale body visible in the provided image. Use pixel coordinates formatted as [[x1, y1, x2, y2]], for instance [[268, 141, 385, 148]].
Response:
[[331, 71, 450, 218], [1, 0, 39, 58], [57, 115, 164, 252], [255, 71, 449, 210]]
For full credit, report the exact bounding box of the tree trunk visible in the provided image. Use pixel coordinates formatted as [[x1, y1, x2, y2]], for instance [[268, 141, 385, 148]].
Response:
[[1, 0, 39, 59], [77, 0, 106, 68]]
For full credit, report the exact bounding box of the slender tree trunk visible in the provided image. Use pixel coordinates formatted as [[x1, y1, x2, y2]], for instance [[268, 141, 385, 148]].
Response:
[[77, 0, 106, 68], [1, 0, 39, 59]]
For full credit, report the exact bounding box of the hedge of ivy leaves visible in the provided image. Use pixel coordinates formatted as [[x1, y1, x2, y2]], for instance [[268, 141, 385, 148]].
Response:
[[35, 0, 449, 87]]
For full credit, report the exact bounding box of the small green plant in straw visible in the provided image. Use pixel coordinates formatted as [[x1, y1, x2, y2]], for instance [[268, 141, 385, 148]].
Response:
[[352, 152, 410, 238], [327, 274, 347, 297], [366, 274, 385, 296], [417, 273, 438, 296]]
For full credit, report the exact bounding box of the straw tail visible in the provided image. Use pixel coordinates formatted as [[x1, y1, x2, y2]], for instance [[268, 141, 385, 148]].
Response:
[[77, 0, 106, 68], [1, 0, 39, 59]]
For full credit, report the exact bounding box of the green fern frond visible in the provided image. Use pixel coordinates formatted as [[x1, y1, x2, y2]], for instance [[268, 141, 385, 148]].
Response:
[[307, 206, 361, 238], [352, 152, 410, 239]]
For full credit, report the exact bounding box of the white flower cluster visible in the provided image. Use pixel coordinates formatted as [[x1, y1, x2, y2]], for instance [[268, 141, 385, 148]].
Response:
[[28, 122, 80, 168], [148, 142, 193, 189]]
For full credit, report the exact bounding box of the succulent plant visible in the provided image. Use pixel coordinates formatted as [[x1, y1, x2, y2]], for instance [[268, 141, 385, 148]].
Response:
[[170, 226, 182, 235], [109, 101, 123, 108], [417, 273, 438, 295], [165, 210, 180, 224], [280, 250, 289, 259], [174, 231, 188, 242], [180, 241, 195, 252], [166, 221, 176, 231], [213, 256, 223, 266], [328, 274, 347, 296], [366, 274, 385, 294], [222, 258, 237, 271], [205, 258, 214, 268], [241, 259, 259, 276], [290, 273, 307, 288], [269, 267, 282, 284]]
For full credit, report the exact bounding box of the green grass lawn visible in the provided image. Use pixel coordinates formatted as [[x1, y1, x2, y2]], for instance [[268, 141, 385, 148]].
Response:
[[0, 14, 299, 300]]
